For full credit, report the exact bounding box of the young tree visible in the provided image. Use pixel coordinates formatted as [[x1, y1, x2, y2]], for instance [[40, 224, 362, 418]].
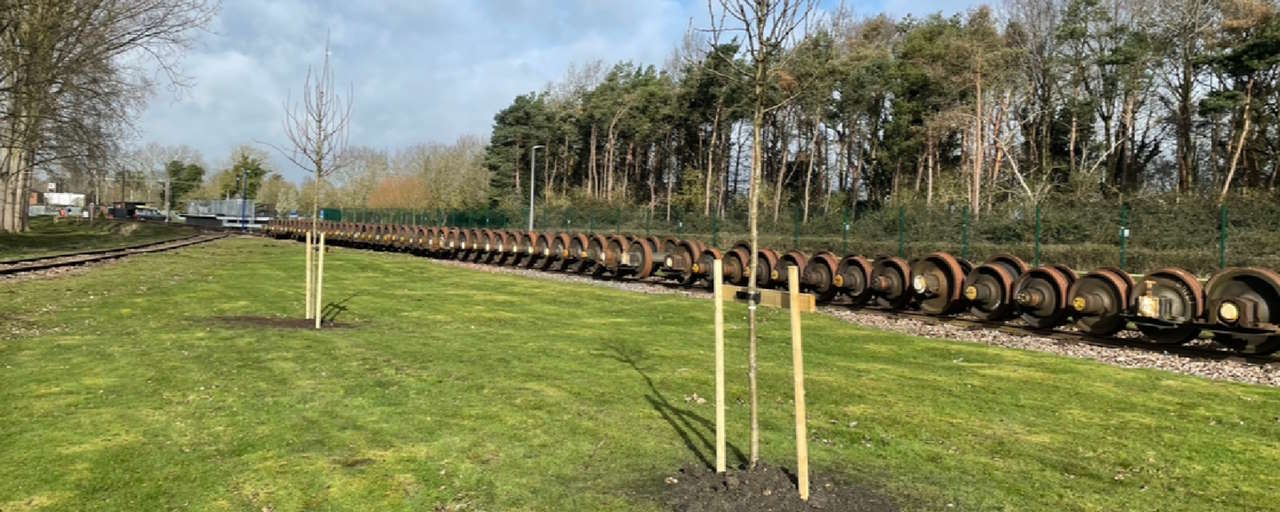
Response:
[[271, 37, 354, 237], [711, 0, 816, 469]]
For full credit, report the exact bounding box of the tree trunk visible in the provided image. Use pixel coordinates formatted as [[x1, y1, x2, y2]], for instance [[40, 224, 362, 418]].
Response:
[[802, 121, 817, 223], [1220, 80, 1255, 204], [705, 102, 723, 217], [926, 139, 934, 207], [972, 57, 983, 222], [746, 55, 765, 471]]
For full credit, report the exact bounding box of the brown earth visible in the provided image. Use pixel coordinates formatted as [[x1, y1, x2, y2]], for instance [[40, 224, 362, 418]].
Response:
[[660, 462, 898, 512]]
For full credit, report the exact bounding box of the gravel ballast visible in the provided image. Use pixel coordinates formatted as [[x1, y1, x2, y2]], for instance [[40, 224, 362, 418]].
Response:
[[421, 253, 1280, 388]]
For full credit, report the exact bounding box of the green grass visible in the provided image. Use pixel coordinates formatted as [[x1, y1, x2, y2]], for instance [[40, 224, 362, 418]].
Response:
[[2, 238, 1278, 511], [0, 217, 195, 261]]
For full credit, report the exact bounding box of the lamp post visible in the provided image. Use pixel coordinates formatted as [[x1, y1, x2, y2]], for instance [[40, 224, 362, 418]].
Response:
[[529, 145, 545, 231]]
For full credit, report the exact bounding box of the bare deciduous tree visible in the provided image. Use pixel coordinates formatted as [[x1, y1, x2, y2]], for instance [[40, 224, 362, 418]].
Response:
[[710, 0, 815, 469], [0, 0, 215, 232], [270, 37, 354, 238]]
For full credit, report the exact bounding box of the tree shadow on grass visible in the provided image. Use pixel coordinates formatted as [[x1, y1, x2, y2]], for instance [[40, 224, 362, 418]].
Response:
[[597, 341, 746, 469], [320, 293, 358, 324]]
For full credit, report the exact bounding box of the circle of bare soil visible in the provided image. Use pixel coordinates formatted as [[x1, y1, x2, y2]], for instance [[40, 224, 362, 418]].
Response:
[[661, 462, 898, 512], [212, 315, 351, 329]]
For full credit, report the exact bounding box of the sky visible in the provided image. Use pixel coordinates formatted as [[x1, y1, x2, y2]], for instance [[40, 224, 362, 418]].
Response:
[[136, 0, 983, 182]]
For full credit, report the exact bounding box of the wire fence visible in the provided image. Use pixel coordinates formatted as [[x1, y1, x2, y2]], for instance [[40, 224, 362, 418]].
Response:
[[319, 197, 1280, 276]]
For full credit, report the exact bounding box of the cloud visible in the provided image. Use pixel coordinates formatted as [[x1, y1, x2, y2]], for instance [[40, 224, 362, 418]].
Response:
[[136, 0, 984, 181]]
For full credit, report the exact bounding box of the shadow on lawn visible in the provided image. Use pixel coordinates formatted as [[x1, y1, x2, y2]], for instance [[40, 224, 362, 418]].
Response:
[[320, 293, 358, 324], [598, 341, 746, 469]]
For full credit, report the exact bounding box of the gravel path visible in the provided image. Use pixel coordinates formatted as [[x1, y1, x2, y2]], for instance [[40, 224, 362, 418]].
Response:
[[420, 253, 1280, 388]]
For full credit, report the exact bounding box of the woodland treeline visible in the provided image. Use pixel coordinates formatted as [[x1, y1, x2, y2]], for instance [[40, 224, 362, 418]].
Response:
[[484, 0, 1280, 223]]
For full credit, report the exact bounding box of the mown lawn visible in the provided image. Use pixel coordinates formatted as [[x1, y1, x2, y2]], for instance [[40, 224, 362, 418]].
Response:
[[1, 237, 1278, 511], [0, 217, 194, 261]]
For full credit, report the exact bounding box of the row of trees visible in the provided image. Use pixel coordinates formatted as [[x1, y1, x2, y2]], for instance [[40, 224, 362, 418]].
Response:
[[81, 136, 489, 219], [484, 0, 1280, 225], [0, 0, 215, 232]]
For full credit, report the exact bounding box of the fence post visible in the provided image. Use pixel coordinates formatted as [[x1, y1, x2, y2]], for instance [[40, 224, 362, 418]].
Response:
[[1034, 203, 1042, 268], [897, 206, 905, 258], [961, 206, 970, 261], [1219, 205, 1227, 269], [588, 215, 594, 234], [1119, 204, 1129, 272], [842, 207, 850, 255]]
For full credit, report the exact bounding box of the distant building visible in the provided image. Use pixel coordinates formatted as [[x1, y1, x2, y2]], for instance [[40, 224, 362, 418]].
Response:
[[45, 193, 86, 207]]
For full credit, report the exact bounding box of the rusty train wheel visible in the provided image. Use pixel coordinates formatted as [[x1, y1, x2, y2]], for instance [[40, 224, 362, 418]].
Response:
[[628, 239, 656, 279], [606, 235, 630, 274], [671, 239, 704, 283], [964, 256, 1024, 321], [990, 254, 1029, 275], [1068, 268, 1131, 336], [567, 233, 591, 273], [1204, 267, 1280, 354], [802, 251, 841, 303], [837, 255, 873, 307], [753, 249, 780, 288], [1014, 266, 1072, 329], [724, 247, 751, 286], [870, 256, 912, 310], [696, 247, 724, 289], [910, 252, 967, 315], [533, 233, 554, 270], [774, 250, 809, 290], [1130, 267, 1203, 345], [516, 232, 535, 267]]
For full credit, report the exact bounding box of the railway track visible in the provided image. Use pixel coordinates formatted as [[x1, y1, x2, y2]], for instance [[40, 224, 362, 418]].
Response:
[[0, 232, 228, 277]]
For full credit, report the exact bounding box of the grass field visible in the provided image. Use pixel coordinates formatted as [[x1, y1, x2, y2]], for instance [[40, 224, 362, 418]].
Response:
[[2, 237, 1278, 511], [0, 217, 195, 261]]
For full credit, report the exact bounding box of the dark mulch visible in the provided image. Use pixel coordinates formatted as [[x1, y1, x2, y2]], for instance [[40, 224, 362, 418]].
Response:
[[660, 462, 898, 512], [212, 315, 350, 329]]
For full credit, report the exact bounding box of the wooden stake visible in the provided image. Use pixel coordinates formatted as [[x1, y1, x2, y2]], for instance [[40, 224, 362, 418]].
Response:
[[788, 265, 809, 501], [713, 258, 726, 473], [305, 231, 314, 320], [315, 232, 325, 329]]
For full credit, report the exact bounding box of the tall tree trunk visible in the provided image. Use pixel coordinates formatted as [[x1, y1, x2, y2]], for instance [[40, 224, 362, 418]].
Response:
[[802, 121, 817, 223], [588, 125, 598, 199], [926, 138, 935, 207], [705, 102, 723, 216], [1220, 79, 1255, 204], [746, 54, 765, 471], [972, 57, 983, 222]]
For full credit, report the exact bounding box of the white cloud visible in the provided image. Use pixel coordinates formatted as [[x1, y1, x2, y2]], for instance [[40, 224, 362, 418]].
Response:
[[135, 0, 983, 181]]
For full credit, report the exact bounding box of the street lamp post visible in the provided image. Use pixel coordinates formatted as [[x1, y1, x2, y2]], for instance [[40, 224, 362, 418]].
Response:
[[529, 145, 545, 231]]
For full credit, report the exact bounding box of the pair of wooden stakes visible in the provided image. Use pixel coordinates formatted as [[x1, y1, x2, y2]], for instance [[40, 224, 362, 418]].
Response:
[[304, 231, 327, 329], [710, 260, 814, 501]]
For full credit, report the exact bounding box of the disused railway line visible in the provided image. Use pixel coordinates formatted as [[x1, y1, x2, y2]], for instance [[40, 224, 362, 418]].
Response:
[[0, 232, 228, 277]]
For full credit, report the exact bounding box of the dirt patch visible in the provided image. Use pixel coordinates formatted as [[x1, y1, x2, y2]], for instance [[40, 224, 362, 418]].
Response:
[[660, 463, 898, 512], [212, 315, 350, 329]]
